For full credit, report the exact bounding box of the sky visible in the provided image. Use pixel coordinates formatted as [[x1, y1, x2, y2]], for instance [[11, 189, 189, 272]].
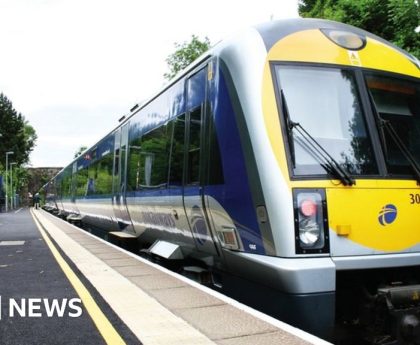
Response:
[[0, 0, 299, 167]]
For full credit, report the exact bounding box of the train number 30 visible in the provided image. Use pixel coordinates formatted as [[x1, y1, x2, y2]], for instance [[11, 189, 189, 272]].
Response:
[[409, 194, 420, 204]]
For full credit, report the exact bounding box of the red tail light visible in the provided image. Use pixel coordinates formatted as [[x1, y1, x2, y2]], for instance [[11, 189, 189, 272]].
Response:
[[300, 199, 317, 217]]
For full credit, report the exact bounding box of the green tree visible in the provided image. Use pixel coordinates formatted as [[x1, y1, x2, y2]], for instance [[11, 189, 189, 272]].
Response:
[[0, 93, 37, 168], [74, 145, 88, 159], [298, 0, 420, 58], [164, 35, 211, 80], [11, 166, 29, 205]]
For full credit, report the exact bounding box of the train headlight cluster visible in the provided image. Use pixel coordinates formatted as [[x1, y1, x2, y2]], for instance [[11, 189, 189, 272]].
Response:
[[321, 29, 366, 50], [293, 189, 329, 254], [299, 217, 320, 245]]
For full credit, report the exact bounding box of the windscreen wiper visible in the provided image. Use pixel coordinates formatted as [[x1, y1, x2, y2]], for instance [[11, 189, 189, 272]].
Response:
[[280, 89, 354, 186], [289, 121, 355, 186], [380, 118, 420, 185], [280, 89, 296, 168], [367, 90, 420, 185]]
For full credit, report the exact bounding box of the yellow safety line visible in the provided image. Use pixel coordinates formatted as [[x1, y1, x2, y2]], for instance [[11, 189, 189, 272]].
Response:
[[30, 209, 126, 345]]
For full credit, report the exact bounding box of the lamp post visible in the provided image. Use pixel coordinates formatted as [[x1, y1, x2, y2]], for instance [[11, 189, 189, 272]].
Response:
[[10, 162, 16, 210], [5, 151, 14, 212]]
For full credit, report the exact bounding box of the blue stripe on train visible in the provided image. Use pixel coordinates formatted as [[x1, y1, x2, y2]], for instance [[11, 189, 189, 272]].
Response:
[[71, 66, 264, 254], [205, 67, 264, 255]]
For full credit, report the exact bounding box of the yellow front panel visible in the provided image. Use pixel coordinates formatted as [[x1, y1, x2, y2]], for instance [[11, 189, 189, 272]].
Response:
[[266, 29, 419, 77], [327, 187, 420, 252], [261, 27, 420, 255], [261, 29, 420, 186]]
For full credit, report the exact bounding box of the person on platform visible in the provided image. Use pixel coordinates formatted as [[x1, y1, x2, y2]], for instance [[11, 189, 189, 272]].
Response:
[[33, 193, 40, 209]]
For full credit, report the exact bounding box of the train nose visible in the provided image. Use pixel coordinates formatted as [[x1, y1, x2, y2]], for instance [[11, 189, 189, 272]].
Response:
[[400, 314, 420, 343]]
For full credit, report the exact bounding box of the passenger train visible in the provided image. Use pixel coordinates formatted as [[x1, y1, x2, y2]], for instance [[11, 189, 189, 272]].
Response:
[[41, 18, 420, 344]]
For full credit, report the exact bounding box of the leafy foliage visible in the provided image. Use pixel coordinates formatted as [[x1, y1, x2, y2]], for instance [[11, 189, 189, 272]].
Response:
[[298, 0, 420, 58], [74, 145, 88, 159], [164, 35, 211, 80], [0, 93, 37, 168]]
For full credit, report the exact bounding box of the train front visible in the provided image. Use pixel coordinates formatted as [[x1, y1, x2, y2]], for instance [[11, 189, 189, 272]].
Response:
[[256, 19, 420, 344]]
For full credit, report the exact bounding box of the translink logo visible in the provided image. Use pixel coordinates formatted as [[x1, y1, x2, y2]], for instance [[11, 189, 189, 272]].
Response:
[[0, 297, 83, 319], [378, 204, 398, 226]]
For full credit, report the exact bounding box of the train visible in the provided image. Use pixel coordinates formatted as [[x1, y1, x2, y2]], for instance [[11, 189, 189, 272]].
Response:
[[40, 18, 420, 344]]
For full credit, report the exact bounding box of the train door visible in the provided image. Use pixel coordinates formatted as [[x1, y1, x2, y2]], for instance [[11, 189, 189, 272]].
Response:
[[183, 67, 219, 256], [112, 123, 135, 233]]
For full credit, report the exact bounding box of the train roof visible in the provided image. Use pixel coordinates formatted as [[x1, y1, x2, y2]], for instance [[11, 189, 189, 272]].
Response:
[[50, 18, 419, 182], [255, 18, 418, 64]]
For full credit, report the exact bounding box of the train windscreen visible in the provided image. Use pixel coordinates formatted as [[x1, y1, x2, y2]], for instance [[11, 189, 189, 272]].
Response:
[[365, 74, 420, 177], [276, 66, 378, 177]]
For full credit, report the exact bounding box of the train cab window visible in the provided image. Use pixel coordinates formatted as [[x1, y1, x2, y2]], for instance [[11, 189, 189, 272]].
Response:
[[366, 74, 420, 176], [276, 66, 378, 176]]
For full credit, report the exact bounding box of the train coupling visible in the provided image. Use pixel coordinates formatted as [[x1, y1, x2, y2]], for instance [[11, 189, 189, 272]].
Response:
[[375, 284, 420, 344]]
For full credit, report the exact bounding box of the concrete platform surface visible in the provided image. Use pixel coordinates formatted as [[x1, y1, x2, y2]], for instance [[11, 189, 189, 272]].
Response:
[[0, 208, 139, 345], [2, 208, 332, 345]]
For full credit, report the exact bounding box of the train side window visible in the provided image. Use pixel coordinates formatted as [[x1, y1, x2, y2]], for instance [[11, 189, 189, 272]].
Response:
[[139, 124, 171, 188], [87, 162, 97, 196], [60, 173, 66, 198], [207, 113, 224, 185], [187, 107, 202, 185], [168, 114, 185, 186], [98, 154, 113, 194], [127, 137, 142, 191], [62, 169, 72, 198], [76, 167, 88, 197], [113, 148, 120, 176], [88, 154, 113, 195]]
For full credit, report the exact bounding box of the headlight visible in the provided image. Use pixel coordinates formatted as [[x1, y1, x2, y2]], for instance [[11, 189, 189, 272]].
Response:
[[321, 29, 366, 50], [299, 217, 320, 245], [293, 189, 329, 254]]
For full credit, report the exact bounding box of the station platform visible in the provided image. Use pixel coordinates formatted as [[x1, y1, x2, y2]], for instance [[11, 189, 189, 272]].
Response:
[[0, 208, 331, 345]]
